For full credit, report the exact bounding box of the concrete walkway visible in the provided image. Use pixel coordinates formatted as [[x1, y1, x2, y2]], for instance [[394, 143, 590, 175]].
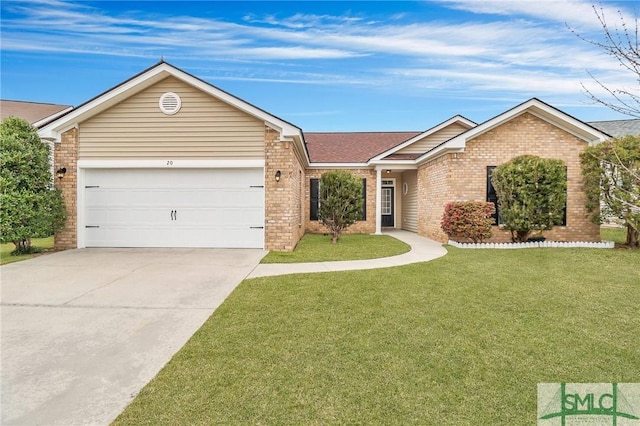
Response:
[[247, 230, 447, 278]]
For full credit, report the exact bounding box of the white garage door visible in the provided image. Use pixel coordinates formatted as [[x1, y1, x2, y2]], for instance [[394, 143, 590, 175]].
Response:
[[83, 168, 264, 248]]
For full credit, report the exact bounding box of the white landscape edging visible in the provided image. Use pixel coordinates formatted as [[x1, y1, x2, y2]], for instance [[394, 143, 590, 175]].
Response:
[[448, 240, 615, 249]]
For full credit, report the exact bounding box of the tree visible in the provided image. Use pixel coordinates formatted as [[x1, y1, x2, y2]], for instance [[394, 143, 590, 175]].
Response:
[[491, 155, 567, 243], [318, 170, 363, 243], [571, 5, 640, 118], [0, 117, 66, 254], [581, 135, 640, 248]]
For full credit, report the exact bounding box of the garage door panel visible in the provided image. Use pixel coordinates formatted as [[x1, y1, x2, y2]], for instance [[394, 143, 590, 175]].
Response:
[[88, 207, 173, 226], [170, 227, 264, 249], [83, 168, 264, 248], [178, 207, 263, 224], [86, 226, 175, 248]]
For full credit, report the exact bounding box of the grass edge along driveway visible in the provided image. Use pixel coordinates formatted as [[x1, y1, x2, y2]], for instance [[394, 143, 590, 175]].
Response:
[[0, 236, 54, 265], [261, 233, 410, 263], [113, 245, 640, 425]]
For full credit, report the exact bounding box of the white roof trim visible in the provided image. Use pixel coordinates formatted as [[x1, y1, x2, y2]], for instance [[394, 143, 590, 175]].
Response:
[[415, 98, 610, 164], [414, 145, 465, 164], [37, 62, 308, 164], [369, 159, 417, 168], [33, 106, 74, 129], [370, 115, 476, 162], [307, 162, 370, 169], [78, 159, 265, 169]]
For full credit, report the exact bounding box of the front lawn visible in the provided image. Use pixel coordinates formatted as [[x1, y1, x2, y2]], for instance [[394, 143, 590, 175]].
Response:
[[601, 226, 628, 245], [114, 247, 640, 425], [261, 233, 410, 263], [0, 237, 54, 265]]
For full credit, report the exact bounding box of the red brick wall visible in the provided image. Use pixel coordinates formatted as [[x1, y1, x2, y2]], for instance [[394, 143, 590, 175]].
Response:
[[53, 128, 78, 250], [420, 112, 600, 243]]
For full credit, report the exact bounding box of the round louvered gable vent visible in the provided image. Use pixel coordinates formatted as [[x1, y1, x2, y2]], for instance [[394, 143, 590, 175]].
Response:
[[159, 92, 182, 115]]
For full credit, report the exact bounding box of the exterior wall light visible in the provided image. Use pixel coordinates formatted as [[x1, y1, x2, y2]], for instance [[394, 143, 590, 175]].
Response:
[[56, 167, 67, 179], [275, 170, 281, 182]]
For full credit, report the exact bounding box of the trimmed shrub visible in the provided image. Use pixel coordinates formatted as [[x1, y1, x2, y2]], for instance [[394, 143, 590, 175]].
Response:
[[441, 201, 496, 243], [318, 170, 364, 243], [491, 155, 567, 243]]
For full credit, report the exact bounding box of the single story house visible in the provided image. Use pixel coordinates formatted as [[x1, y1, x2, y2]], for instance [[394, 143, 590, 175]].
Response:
[[37, 61, 613, 251]]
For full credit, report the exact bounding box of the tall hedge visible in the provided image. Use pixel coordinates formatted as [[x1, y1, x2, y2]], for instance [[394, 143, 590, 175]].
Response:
[[491, 155, 567, 242], [0, 117, 66, 253]]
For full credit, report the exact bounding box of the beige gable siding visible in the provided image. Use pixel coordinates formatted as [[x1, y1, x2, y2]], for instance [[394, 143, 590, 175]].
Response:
[[401, 170, 418, 232], [397, 123, 468, 155], [79, 76, 265, 160]]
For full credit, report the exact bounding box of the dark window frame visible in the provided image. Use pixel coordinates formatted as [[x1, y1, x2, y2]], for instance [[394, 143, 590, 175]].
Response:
[[310, 178, 366, 221], [486, 165, 567, 227]]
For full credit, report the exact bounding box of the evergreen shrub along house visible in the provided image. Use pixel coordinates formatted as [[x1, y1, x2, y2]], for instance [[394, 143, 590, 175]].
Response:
[[37, 61, 611, 252]]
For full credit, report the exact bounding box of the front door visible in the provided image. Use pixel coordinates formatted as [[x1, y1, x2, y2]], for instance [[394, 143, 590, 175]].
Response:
[[381, 186, 395, 227]]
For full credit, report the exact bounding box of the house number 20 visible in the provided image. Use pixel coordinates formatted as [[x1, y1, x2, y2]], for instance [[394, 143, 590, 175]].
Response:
[[166, 161, 174, 166]]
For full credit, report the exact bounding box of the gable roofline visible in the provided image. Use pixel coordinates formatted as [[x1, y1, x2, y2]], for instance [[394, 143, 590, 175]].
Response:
[[38, 60, 309, 165], [369, 115, 476, 162], [414, 98, 611, 164], [33, 106, 74, 128]]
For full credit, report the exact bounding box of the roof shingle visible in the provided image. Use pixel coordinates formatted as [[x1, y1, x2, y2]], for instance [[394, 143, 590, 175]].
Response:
[[305, 131, 421, 163], [1, 100, 72, 125], [588, 119, 640, 138]]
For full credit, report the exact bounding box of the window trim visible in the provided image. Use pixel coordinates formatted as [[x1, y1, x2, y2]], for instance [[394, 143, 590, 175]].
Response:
[[310, 177, 366, 221], [486, 165, 567, 227]]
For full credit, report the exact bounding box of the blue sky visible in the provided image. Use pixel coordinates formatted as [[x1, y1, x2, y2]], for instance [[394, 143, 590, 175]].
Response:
[[1, 0, 637, 131]]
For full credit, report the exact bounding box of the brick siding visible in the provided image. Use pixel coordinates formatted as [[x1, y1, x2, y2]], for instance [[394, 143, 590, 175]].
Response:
[[53, 128, 79, 250], [419, 112, 600, 243], [264, 126, 307, 251], [305, 169, 377, 235]]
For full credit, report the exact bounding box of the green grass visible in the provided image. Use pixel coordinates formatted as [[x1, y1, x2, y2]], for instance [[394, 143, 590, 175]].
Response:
[[0, 236, 54, 265], [113, 247, 640, 425], [261, 233, 410, 263], [601, 226, 627, 245]]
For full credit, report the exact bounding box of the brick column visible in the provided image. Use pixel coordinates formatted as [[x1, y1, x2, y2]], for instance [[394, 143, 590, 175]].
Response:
[[53, 128, 78, 250], [264, 126, 305, 251]]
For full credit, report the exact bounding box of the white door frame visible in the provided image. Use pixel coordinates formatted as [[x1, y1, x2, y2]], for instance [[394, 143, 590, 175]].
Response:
[[381, 177, 396, 228]]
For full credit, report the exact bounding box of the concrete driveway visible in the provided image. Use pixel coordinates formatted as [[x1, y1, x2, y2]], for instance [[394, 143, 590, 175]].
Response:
[[1, 247, 265, 425]]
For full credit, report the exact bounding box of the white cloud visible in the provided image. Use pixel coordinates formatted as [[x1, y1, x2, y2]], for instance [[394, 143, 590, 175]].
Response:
[[434, 0, 635, 30], [0, 0, 635, 102]]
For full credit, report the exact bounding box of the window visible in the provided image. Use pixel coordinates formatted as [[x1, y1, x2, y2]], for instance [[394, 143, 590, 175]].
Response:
[[381, 187, 392, 215], [486, 166, 499, 224], [486, 166, 567, 226], [310, 178, 366, 221]]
